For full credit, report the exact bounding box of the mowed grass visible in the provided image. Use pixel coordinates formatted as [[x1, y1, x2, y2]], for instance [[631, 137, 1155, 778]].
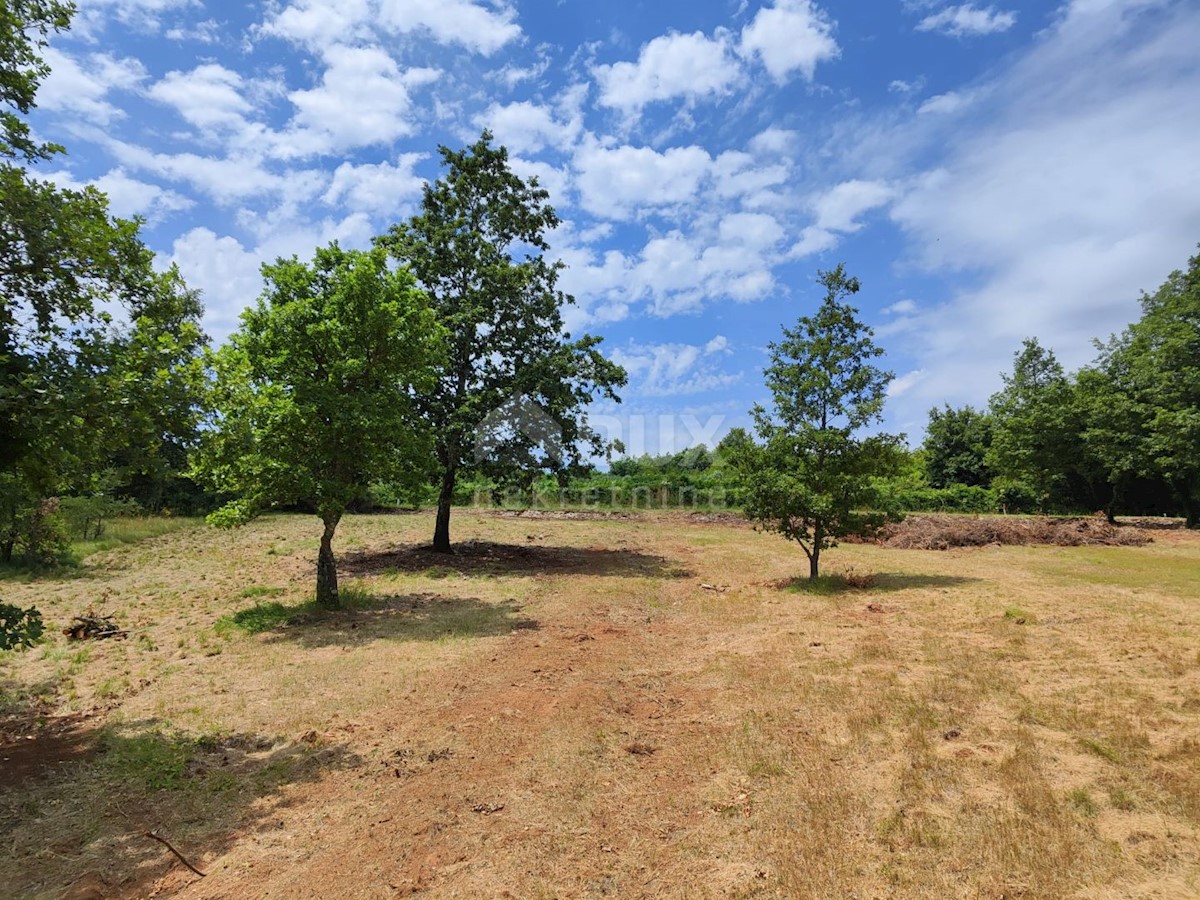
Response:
[[0, 510, 1197, 898]]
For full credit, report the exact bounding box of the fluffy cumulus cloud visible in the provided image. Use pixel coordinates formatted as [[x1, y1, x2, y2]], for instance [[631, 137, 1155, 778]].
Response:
[[260, 0, 520, 54], [916, 4, 1017, 37], [738, 0, 839, 82], [790, 179, 894, 258], [283, 47, 439, 156], [321, 155, 426, 216], [147, 64, 254, 130], [475, 101, 580, 155], [594, 30, 742, 115], [574, 140, 715, 220]]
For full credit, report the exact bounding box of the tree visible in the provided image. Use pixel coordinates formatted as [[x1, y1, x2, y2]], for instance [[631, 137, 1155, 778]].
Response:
[[108, 267, 210, 511], [987, 339, 1082, 512], [1105, 248, 1200, 526], [922, 404, 993, 488], [728, 265, 903, 580], [193, 245, 443, 607], [378, 131, 625, 552], [2, 0, 168, 566]]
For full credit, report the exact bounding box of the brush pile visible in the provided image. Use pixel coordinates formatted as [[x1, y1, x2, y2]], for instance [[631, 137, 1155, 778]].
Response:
[[63, 611, 126, 640], [873, 514, 1151, 550]]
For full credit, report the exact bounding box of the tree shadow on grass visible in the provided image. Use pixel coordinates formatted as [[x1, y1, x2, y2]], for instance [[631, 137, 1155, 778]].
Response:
[[778, 572, 982, 595], [340, 539, 693, 579], [0, 714, 363, 898], [218, 593, 539, 648]]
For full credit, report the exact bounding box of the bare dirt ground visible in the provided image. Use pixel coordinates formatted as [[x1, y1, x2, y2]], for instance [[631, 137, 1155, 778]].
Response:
[[1, 511, 1198, 899]]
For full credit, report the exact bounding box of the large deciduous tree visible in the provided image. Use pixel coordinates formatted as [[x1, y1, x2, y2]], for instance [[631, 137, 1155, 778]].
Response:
[[728, 265, 903, 580], [1101, 248, 1200, 526], [194, 245, 442, 607], [1, 0, 195, 566], [378, 131, 625, 553]]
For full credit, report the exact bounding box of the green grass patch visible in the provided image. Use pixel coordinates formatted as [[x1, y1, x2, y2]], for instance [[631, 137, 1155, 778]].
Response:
[[1079, 737, 1122, 764], [1066, 787, 1099, 817], [216, 583, 377, 635], [238, 585, 288, 600], [69, 517, 202, 562]]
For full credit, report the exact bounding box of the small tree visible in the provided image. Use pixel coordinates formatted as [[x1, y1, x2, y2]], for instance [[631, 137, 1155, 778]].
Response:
[[194, 245, 442, 607], [729, 264, 903, 579], [378, 131, 625, 552]]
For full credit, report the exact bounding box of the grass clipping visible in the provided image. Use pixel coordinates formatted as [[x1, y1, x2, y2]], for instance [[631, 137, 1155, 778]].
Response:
[[873, 514, 1151, 550]]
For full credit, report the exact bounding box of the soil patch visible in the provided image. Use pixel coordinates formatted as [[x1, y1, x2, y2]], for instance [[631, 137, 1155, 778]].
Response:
[[0, 713, 99, 788]]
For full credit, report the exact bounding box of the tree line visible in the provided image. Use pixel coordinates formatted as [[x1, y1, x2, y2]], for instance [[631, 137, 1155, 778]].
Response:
[[912, 259, 1200, 526]]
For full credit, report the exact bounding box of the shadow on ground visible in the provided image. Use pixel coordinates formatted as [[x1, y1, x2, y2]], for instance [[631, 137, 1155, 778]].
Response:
[[221, 593, 539, 647], [777, 572, 983, 595], [0, 713, 362, 898], [340, 540, 693, 579]]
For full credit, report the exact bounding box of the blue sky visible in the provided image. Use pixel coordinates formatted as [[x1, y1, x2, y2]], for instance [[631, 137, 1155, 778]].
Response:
[[29, 0, 1200, 454]]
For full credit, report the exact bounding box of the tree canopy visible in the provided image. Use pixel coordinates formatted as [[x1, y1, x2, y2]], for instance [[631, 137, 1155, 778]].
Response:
[[194, 244, 443, 607], [378, 130, 625, 552]]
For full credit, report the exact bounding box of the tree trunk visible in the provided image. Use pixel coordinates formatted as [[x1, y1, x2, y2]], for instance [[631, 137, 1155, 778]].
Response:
[[809, 546, 820, 580], [432, 465, 456, 553], [316, 514, 341, 609], [1186, 496, 1200, 530]]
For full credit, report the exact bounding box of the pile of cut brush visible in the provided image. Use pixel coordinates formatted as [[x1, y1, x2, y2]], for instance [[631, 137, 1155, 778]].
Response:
[[63, 611, 126, 640], [871, 514, 1151, 550]]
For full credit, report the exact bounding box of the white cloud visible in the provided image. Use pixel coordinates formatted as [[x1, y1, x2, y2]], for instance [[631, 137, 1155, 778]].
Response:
[[283, 46, 438, 155], [739, 0, 839, 83], [46, 167, 193, 222], [610, 340, 741, 396], [918, 90, 976, 115], [475, 101, 580, 155], [38, 48, 146, 125], [260, 0, 520, 55], [322, 155, 426, 216], [916, 4, 1017, 37], [884, 299, 918, 316], [594, 30, 742, 115], [887, 369, 927, 398], [705, 335, 731, 354], [76, 0, 199, 35], [168, 228, 265, 339], [789, 179, 894, 257], [148, 64, 253, 130], [574, 140, 714, 220], [376, 0, 521, 55]]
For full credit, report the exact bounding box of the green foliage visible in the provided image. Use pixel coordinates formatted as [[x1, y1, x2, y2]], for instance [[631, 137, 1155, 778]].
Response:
[[728, 265, 904, 579], [923, 404, 993, 488], [0, 0, 73, 163], [378, 131, 626, 551], [1095, 247, 1200, 526], [193, 244, 442, 606], [0, 602, 44, 650], [987, 339, 1083, 512]]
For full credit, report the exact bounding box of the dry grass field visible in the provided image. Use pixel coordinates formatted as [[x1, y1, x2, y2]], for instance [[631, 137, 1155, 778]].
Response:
[[1, 510, 1198, 899]]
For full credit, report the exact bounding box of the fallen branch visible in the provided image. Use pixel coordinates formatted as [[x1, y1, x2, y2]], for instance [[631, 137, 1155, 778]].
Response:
[[143, 830, 206, 878]]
